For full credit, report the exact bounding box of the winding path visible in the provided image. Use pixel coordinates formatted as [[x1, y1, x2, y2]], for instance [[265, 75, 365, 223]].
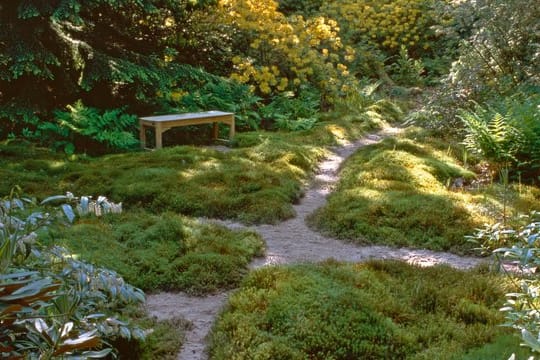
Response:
[[145, 127, 485, 360]]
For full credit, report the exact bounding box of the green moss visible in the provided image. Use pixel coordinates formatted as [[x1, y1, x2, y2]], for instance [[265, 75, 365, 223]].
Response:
[[47, 211, 264, 294], [113, 316, 188, 360], [308, 129, 539, 253], [1, 116, 378, 224], [456, 334, 532, 360], [209, 261, 509, 360]]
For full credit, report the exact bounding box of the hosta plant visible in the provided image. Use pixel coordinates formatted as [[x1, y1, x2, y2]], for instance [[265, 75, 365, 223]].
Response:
[[469, 212, 540, 357], [0, 191, 143, 359]]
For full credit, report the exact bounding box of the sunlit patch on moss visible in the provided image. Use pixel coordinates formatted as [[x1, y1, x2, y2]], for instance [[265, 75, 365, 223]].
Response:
[[309, 129, 535, 254]]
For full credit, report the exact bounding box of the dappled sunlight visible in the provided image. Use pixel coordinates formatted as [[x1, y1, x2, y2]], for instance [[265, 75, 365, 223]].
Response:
[[197, 158, 222, 170], [48, 160, 67, 170], [325, 124, 350, 145], [311, 134, 490, 252], [400, 249, 476, 268]]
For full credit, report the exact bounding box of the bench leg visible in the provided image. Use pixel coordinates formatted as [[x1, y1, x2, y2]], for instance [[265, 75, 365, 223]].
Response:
[[212, 122, 219, 140], [155, 124, 163, 149], [229, 116, 235, 140], [139, 122, 146, 149]]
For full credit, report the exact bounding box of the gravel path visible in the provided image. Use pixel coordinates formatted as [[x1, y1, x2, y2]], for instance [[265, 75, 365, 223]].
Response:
[[145, 127, 485, 360]]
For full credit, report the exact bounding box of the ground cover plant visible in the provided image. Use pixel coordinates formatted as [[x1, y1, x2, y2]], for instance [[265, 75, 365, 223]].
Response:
[[0, 113, 384, 224], [468, 211, 540, 355], [47, 211, 264, 295], [209, 260, 514, 360], [309, 127, 540, 253]]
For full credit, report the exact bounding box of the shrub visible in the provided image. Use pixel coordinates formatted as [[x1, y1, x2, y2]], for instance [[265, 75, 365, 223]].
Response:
[[164, 75, 263, 131], [37, 101, 139, 154], [445, 0, 539, 101], [459, 91, 540, 180], [220, 0, 355, 104], [468, 212, 540, 357], [0, 192, 144, 358], [260, 86, 320, 131]]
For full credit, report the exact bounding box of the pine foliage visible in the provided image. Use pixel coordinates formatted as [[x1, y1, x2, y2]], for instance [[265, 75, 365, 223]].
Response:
[[0, 0, 218, 142]]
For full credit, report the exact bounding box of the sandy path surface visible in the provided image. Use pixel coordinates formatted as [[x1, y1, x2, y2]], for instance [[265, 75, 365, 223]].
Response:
[[145, 127, 485, 360]]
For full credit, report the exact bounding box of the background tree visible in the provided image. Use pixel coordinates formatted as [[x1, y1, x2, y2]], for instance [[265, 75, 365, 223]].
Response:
[[0, 0, 216, 143]]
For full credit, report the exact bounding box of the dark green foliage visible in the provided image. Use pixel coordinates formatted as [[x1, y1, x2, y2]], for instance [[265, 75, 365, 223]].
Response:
[[0, 0, 228, 143], [37, 101, 139, 154], [460, 108, 522, 165], [107, 312, 188, 359], [209, 261, 508, 360], [49, 211, 264, 294], [136, 317, 189, 360], [260, 86, 321, 131], [277, 0, 323, 15], [171, 77, 263, 131]]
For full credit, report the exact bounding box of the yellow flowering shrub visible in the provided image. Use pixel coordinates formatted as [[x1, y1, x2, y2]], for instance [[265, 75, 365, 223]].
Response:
[[219, 0, 356, 100], [321, 0, 447, 56]]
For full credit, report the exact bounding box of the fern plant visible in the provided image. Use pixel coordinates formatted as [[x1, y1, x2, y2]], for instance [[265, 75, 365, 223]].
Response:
[[260, 87, 321, 131], [165, 77, 263, 131], [459, 105, 523, 166], [40, 101, 139, 154]]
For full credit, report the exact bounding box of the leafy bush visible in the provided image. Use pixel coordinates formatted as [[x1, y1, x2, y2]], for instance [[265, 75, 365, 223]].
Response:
[[221, 0, 355, 103], [445, 0, 539, 101], [468, 212, 540, 357], [459, 106, 523, 166], [331, 82, 403, 124], [260, 86, 320, 131], [0, 1, 221, 141], [209, 261, 507, 359], [386, 46, 426, 87], [164, 76, 263, 131], [0, 192, 144, 359]]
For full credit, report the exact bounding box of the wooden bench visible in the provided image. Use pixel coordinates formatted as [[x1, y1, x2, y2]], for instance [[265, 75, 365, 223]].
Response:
[[139, 110, 235, 149]]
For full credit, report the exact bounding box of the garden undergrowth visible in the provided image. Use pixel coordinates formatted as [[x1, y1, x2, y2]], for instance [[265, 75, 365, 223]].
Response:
[[209, 260, 516, 360], [308, 127, 540, 254], [46, 210, 264, 295]]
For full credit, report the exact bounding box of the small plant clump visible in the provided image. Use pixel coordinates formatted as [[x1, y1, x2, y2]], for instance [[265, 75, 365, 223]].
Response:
[[209, 260, 511, 360], [468, 212, 540, 356]]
